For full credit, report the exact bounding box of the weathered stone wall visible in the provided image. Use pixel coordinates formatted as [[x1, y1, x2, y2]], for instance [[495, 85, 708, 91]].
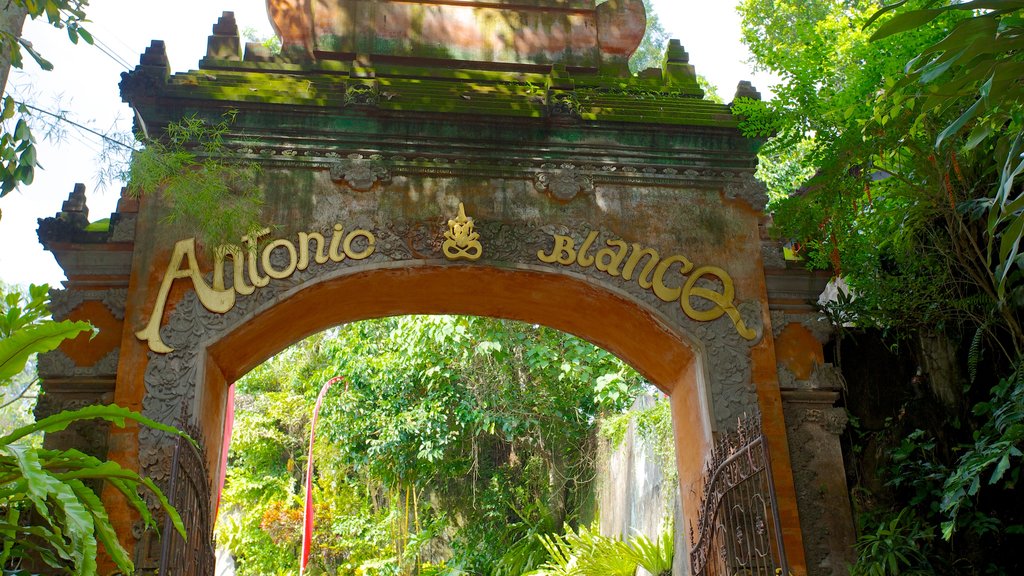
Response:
[[597, 394, 686, 576]]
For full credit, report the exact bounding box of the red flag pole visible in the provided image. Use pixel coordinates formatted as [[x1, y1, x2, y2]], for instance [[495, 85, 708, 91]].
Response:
[[300, 376, 345, 575]]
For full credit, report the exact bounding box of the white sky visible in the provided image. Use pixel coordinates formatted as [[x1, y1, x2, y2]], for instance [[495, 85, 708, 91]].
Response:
[[0, 0, 776, 288]]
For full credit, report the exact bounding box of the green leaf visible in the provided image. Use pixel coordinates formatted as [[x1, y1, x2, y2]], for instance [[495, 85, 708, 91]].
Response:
[[990, 453, 1013, 484], [15, 37, 53, 71], [0, 319, 92, 381], [1, 403, 193, 447], [936, 81, 990, 148], [13, 119, 30, 142], [871, 9, 944, 41], [67, 479, 134, 573]]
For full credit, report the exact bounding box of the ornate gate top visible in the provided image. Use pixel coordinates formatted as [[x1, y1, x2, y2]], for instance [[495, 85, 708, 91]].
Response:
[[266, 0, 647, 67]]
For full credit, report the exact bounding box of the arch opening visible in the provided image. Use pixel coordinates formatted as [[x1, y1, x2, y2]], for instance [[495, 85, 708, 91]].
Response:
[[216, 314, 687, 573], [187, 264, 712, 570]]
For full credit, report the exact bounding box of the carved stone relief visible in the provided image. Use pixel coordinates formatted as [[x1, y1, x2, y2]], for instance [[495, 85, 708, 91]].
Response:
[[330, 154, 392, 191], [48, 288, 128, 321], [37, 349, 120, 379], [534, 164, 595, 201]]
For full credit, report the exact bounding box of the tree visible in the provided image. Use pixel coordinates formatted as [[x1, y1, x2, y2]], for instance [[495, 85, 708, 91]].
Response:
[[738, 1, 1024, 572], [0, 1, 90, 197]]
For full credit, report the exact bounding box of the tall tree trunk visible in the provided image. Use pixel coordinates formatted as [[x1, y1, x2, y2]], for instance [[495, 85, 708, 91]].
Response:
[[549, 445, 567, 528], [0, 3, 28, 97]]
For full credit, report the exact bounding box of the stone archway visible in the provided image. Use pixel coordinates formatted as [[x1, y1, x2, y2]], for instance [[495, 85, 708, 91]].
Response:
[[35, 3, 858, 574]]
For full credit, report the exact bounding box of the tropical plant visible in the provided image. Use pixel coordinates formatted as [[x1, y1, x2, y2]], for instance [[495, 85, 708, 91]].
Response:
[[526, 522, 674, 576], [625, 529, 673, 576], [851, 508, 934, 576], [127, 111, 264, 248], [0, 282, 190, 575], [0, 405, 189, 575]]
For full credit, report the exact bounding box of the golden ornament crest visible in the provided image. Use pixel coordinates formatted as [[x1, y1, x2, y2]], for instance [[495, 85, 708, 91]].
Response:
[[443, 203, 483, 261]]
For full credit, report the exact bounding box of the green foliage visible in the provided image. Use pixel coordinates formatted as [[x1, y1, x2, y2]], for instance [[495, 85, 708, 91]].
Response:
[[218, 317, 646, 575], [732, 97, 781, 138], [127, 111, 264, 248], [941, 367, 1024, 539], [0, 404, 188, 575], [0, 318, 91, 382], [0, 96, 38, 196], [851, 508, 934, 576], [525, 522, 673, 576], [0, 1, 92, 196], [625, 530, 673, 576]]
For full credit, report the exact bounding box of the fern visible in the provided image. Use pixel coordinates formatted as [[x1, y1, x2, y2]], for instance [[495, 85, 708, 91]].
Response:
[[627, 529, 674, 576], [968, 323, 986, 384]]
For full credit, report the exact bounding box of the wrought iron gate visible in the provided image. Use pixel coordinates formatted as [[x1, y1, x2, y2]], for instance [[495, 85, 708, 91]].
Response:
[[158, 433, 216, 575], [689, 416, 789, 576]]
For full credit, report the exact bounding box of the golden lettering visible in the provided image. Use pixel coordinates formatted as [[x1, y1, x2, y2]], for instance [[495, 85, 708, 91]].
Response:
[[652, 255, 693, 302], [622, 244, 660, 289], [576, 231, 599, 267], [137, 238, 236, 353], [213, 244, 254, 296], [262, 239, 298, 280], [242, 228, 271, 288], [538, 235, 577, 265], [682, 266, 756, 340], [594, 240, 629, 277], [344, 230, 376, 260], [328, 224, 346, 262], [297, 232, 329, 271]]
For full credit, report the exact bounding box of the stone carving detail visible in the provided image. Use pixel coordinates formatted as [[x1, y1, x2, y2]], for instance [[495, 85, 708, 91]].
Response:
[[771, 310, 788, 339], [48, 288, 128, 321], [37, 349, 121, 379], [761, 242, 787, 270], [802, 314, 834, 343], [330, 154, 391, 191], [723, 173, 769, 211], [793, 406, 849, 436], [48, 289, 86, 321], [102, 289, 129, 320], [534, 164, 595, 201], [110, 214, 138, 242]]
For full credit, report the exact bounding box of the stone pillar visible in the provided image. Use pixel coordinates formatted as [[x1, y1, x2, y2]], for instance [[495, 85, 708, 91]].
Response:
[[764, 231, 856, 576], [36, 185, 138, 571]]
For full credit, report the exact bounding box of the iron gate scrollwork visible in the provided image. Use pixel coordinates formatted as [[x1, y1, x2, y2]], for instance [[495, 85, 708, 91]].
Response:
[[690, 416, 789, 576], [158, 433, 216, 576]]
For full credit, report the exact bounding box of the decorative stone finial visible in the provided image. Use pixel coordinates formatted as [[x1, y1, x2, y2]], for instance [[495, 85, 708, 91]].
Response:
[[243, 42, 273, 62], [665, 39, 689, 64], [734, 81, 762, 101], [662, 39, 702, 96], [59, 183, 90, 228], [120, 41, 170, 102], [206, 12, 241, 61], [139, 40, 168, 69]]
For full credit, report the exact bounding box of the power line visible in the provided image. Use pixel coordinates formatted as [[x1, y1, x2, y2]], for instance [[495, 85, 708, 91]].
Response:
[[15, 101, 136, 151]]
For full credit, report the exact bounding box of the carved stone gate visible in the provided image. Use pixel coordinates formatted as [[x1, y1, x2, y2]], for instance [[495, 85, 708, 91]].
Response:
[[35, 1, 856, 574]]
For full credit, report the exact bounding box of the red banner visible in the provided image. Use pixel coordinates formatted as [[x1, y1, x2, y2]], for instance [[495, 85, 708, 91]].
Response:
[[300, 377, 344, 575]]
